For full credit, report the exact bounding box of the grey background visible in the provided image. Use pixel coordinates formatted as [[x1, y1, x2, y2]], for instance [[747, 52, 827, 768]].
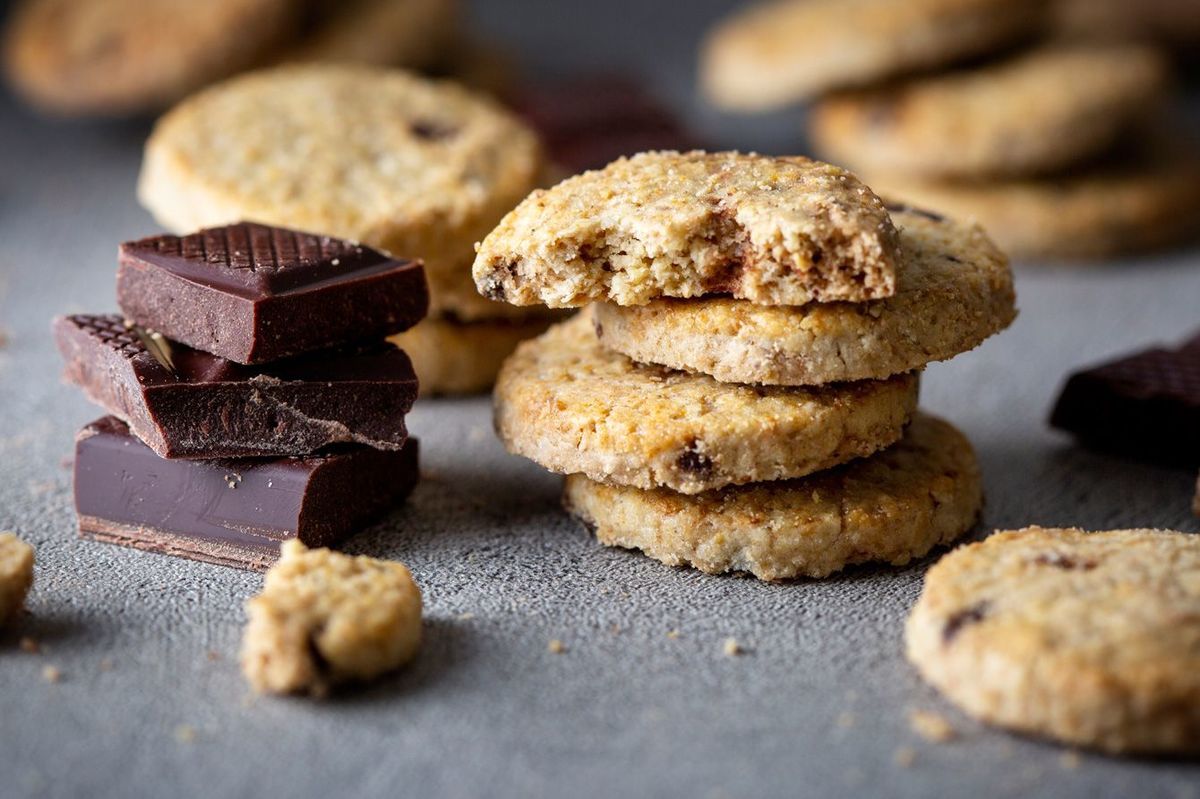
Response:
[[2, 1, 1199, 797]]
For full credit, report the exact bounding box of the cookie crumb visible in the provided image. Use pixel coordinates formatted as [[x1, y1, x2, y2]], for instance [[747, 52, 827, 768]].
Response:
[[19, 636, 39, 654], [609, 624, 621, 635], [836, 711, 856, 729], [666, 629, 680, 639], [174, 724, 196, 744], [547, 639, 565, 654], [909, 710, 956, 743], [1059, 751, 1082, 770], [41, 665, 61, 683], [722, 637, 743, 656], [893, 746, 917, 768], [206, 650, 221, 661], [456, 612, 475, 621], [98, 657, 114, 672]]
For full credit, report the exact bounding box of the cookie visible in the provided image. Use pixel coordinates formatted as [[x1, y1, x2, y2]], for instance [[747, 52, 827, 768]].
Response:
[[906, 526, 1200, 755], [700, 0, 1041, 112], [594, 205, 1015, 385], [388, 314, 557, 396], [241, 540, 422, 696], [138, 64, 544, 312], [564, 414, 980, 581], [1053, 0, 1200, 49], [864, 142, 1200, 259], [3, 0, 298, 116], [281, 0, 458, 70], [810, 44, 1168, 179], [424, 256, 557, 322], [494, 313, 919, 494], [0, 533, 34, 627], [474, 151, 901, 308]]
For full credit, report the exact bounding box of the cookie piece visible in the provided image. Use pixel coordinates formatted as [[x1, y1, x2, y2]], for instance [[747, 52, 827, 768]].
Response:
[[0, 533, 34, 627], [138, 64, 543, 302], [906, 526, 1200, 755], [700, 0, 1041, 112], [865, 143, 1200, 259], [594, 205, 1014, 385], [810, 45, 1168, 179], [424, 253, 557, 322], [474, 151, 901, 308], [281, 0, 458, 70], [241, 540, 422, 696], [389, 314, 557, 396], [495, 313, 919, 494], [3, 0, 298, 116], [564, 414, 980, 581]]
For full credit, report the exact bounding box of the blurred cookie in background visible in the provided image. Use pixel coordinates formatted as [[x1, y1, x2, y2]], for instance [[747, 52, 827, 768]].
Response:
[[1053, 0, 1200, 51], [700, 0, 1043, 112], [279, 0, 458, 70], [810, 44, 1168, 179], [2, 0, 300, 116]]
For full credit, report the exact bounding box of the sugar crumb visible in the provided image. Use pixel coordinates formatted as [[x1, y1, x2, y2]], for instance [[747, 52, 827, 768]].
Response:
[[893, 747, 917, 768], [548, 639, 565, 654], [909, 710, 956, 743], [41, 665, 61, 683]]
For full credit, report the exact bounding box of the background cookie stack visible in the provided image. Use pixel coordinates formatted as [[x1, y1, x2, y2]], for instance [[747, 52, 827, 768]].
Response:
[[473, 150, 1017, 581], [53, 221, 429, 569], [700, 0, 1200, 260]]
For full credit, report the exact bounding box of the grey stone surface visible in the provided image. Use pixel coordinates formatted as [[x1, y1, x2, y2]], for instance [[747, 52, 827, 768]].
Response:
[[1, 1, 1199, 796]]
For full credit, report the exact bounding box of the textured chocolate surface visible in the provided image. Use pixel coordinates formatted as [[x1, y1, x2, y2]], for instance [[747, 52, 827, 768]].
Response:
[[74, 416, 419, 570], [54, 314, 418, 458], [118, 222, 428, 364], [1050, 329, 1200, 466]]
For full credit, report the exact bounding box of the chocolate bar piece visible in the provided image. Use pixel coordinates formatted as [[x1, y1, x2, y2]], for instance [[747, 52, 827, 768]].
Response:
[[55, 314, 417, 459], [117, 222, 428, 364], [74, 416, 419, 570], [1050, 330, 1200, 466], [511, 76, 705, 173]]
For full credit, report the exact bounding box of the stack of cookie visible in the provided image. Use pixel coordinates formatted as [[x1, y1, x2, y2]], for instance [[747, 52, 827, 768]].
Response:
[[53, 221, 429, 570], [473, 150, 1016, 581], [700, 0, 1200, 259], [137, 64, 556, 395]]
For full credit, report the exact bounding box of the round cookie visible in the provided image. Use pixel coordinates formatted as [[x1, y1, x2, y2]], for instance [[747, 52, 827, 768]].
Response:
[[3, 0, 298, 116], [389, 314, 557, 396], [494, 312, 919, 495], [474, 151, 902, 308], [810, 44, 1168, 179], [138, 64, 544, 301], [906, 526, 1200, 755], [0, 532, 34, 626], [564, 414, 981, 581], [281, 0, 458, 70], [700, 0, 1042, 112], [866, 148, 1200, 260], [594, 205, 1015, 385], [241, 540, 423, 696]]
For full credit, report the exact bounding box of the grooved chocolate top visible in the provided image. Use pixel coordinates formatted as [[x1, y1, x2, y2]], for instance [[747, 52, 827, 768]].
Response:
[[119, 222, 404, 297]]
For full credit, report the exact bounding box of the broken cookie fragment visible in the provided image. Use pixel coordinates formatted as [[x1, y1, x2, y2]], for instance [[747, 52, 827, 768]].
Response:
[[0, 533, 34, 627], [241, 541, 422, 696]]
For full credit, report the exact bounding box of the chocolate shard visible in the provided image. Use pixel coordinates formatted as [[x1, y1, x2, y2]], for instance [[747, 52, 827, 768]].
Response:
[[74, 416, 419, 571], [54, 314, 417, 459], [117, 222, 428, 364], [1049, 329, 1200, 467]]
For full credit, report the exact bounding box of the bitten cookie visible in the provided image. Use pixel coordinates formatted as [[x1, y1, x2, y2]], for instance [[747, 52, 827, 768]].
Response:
[[389, 314, 558, 396], [241, 540, 422, 696], [906, 526, 1200, 755], [494, 313, 919, 494], [0, 533, 34, 626], [810, 45, 1168, 179], [594, 204, 1015, 385], [139, 64, 543, 298], [564, 414, 980, 581], [700, 0, 1041, 112], [474, 151, 901, 308], [3, 0, 298, 115]]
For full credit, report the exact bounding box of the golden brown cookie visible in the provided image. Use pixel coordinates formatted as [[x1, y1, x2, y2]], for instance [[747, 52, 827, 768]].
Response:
[[907, 526, 1200, 755], [0, 533, 34, 627], [564, 414, 981, 581], [700, 0, 1042, 112], [474, 151, 901, 308], [594, 205, 1015, 385], [494, 312, 919, 494], [281, 0, 458, 70], [810, 44, 1168, 179], [3, 0, 299, 115], [241, 540, 422, 696], [389, 314, 557, 396]]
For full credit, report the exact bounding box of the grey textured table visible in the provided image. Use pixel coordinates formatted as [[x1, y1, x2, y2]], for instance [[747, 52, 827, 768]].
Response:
[[2, 2, 1199, 797]]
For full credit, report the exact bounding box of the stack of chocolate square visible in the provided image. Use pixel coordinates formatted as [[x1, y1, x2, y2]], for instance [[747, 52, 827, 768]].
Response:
[[54, 222, 429, 570]]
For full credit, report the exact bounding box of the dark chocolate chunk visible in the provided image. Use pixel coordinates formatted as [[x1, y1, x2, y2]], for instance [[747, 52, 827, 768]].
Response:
[[1049, 329, 1200, 467], [942, 602, 989, 644], [1032, 551, 1097, 571], [676, 441, 714, 476], [117, 222, 428, 364], [74, 416, 419, 570], [54, 314, 417, 459]]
